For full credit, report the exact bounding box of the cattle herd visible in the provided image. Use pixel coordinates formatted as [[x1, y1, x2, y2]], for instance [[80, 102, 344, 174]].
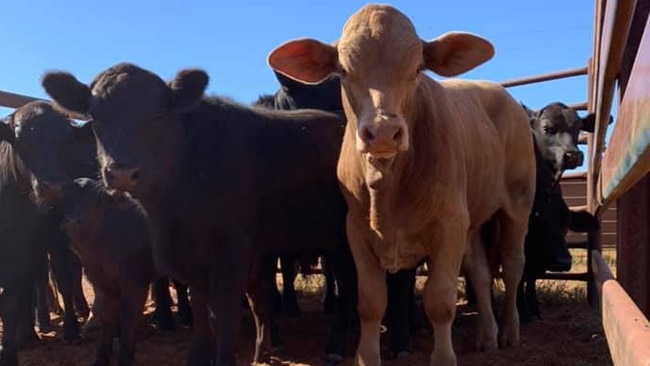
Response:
[[0, 4, 604, 366]]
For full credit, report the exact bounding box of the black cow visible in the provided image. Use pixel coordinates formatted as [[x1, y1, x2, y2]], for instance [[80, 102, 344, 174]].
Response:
[[59, 177, 176, 366], [516, 102, 603, 321], [253, 71, 357, 361], [253, 71, 341, 317], [42, 63, 351, 366], [0, 101, 96, 366]]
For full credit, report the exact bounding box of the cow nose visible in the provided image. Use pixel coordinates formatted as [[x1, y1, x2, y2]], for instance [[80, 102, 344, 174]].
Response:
[[562, 151, 584, 170], [358, 124, 408, 156], [103, 164, 140, 191], [36, 181, 64, 202]]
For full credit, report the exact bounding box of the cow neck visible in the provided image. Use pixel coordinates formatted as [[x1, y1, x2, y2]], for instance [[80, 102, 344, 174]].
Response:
[[532, 137, 563, 216], [363, 81, 441, 245]]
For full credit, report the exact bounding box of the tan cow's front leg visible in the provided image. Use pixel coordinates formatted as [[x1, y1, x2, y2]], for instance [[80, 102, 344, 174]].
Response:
[[463, 229, 498, 351], [347, 214, 387, 366], [423, 217, 469, 366], [495, 209, 527, 348]]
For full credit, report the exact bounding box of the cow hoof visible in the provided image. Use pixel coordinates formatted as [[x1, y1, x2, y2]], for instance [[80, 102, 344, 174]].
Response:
[[324, 353, 344, 364], [498, 332, 520, 348], [271, 344, 286, 356], [63, 327, 82, 343]]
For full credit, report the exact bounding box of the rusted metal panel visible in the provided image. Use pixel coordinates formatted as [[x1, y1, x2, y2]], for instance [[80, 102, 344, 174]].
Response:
[[601, 279, 650, 366], [616, 175, 650, 317], [599, 18, 650, 204], [590, 0, 638, 200], [499, 66, 587, 88], [0, 90, 43, 109]]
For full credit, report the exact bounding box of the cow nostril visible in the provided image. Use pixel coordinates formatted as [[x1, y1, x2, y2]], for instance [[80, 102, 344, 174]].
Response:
[[130, 169, 140, 182], [393, 127, 403, 142], [361, 126, 375, 143]]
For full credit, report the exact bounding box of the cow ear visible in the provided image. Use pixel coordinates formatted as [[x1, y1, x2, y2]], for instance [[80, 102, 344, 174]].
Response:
[[268, 38, 338, 84], [423, 32, 495, 77], [41, 72, 92, 116], [71, 121, 95, 144], [0, 115, 16, 145], [581, 113, 614, 133], [521, 103, 534, 117], [569, 210, 600, 232], [581, 113, 596, 132], [168, 69, 208, 113]]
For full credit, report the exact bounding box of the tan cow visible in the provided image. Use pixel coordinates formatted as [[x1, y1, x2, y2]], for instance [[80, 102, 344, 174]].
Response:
[[268, 4, 535, 366]]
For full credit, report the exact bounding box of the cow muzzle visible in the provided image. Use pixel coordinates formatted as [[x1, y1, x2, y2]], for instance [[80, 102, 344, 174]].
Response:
[[103, 163, 141, 191], [562, 150, 584, 170], [356, 115, 409, 157]]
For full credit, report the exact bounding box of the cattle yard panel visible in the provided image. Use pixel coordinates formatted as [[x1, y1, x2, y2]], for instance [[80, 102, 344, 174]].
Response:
[[589, 0, 650, 365]]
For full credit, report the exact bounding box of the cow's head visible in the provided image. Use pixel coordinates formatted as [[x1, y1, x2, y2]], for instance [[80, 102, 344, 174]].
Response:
[[42, 63, 208, 197], [60, 177, 130, 244], [268, 4, 493, 161], [0, 101, 95, 203], [524, 102, 605, 175], [274, 71, 342, 112]]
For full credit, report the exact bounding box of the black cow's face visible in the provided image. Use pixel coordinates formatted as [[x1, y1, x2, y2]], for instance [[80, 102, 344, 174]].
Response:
[[274, 72, 342, 111], [524, 102, 596, 176], [42, 63, 208, 198], [0, 101, 93, 203]]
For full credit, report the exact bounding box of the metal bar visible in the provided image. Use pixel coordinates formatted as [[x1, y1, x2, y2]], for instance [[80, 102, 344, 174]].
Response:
[[568, 101, 589, 111], [538, 272, 589, 281], [499, 66, 588, 88], [0, 90, 43, 109]]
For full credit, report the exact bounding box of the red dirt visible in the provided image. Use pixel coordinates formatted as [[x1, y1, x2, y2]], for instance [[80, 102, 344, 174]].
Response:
[[3, 276, 612, 366]]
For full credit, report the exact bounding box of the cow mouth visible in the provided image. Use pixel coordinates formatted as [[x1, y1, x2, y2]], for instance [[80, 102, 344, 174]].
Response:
[[365, 154, 395, 189]]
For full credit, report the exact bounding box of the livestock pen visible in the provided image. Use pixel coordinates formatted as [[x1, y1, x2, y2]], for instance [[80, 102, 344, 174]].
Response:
[[0, 1, 649, 365]]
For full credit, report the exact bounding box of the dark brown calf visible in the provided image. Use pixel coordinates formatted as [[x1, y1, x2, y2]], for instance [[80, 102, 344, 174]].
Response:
[[60, 178, 157, 366]]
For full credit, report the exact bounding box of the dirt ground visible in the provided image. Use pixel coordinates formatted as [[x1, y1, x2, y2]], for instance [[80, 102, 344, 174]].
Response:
[[2, 270, 613, 366]]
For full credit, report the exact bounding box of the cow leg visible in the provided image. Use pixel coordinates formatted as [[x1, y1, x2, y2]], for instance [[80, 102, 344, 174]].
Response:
[[347, 218, 386, 366], [210, 238, 251, 366], [324, 245, 357, 362], [322, 255, 336, 315], [423, 219, 468, 366], [172, 279, 193, 326], [246, 255, 276, 364], [279, 253, 300, 317], [49, 246, 81, 342], [93, 290, 119, 366], [525, 278, 542, 320], [517, 279, 532, 323], [0, 283, 33, 366], [495, 210, 527, 348], [34, 253, 53, 332], [386, 269, 416, 357], [117, 285, 148, 366], [186, 285, 213, 366], [152, 277, 176, 331], [262, 253, 282, 318], [462, 230, 498, 351], [70, 258, 90, 319]]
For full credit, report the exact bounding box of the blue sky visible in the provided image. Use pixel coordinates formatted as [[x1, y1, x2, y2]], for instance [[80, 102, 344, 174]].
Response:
[[1, 1, 602, 169]]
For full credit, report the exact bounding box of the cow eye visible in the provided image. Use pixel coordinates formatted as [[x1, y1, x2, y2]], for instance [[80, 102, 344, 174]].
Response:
[[544, 126, 558, 135]]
